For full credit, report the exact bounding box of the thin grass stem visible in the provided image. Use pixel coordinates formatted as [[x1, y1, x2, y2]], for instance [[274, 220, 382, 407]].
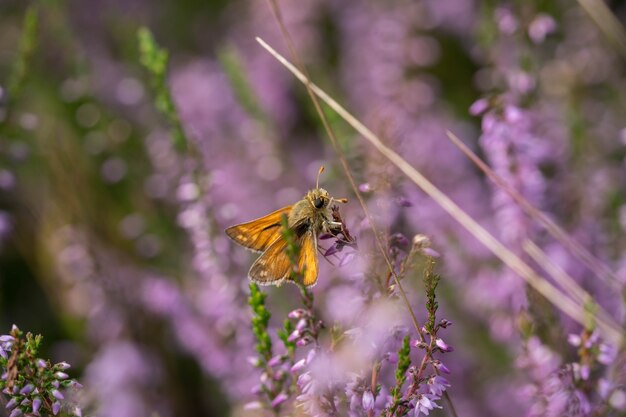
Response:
[[255, 36, 624, 347]]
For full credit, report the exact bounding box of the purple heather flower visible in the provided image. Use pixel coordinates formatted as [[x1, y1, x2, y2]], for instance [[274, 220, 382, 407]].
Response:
[[435, 338, 453, 352], [247, 356, 261, 367], [0, 334, 13, 359], [32, 398, 42, 414], [55, 361, 71, 370], [414, 394, 441, 416], [567, 333, 581, 347], [432, 360, 450, 374], [362, 389, 375, 411], [598, 378, 613, 399], [67, 381, 82, 389], [571, 363, 586, 381], [52, 401, 61, 415], [259, 372, 269, 384], [9, 408, 22, 417], [421, 247, 440, 258], [296, 337, 312, 347], [610, 390, 626, 411], [5, 398, 17, 410], [287, 329, 301, 342], [412, 339, 428, 349], [391, 233, 410, 247], [295, 319, 308, 332], [20, 383, 34, 395], [428, 376, 450, 396], [243, 401, 263, 410], [584, 331, 599, 349], [288, 309, 306, 319], [495, 7, 518, 35], [267, 355, 284, 368], [74, 407, 83, 417], [291, 358, 307, 373], [435, 320, 451, 330], [358, 183, 372, 193], [271, 392, 289, 408], [469, 98, 489, 116], [324, 245, 339, 257], [55, 371, 69, 380], [598, 343, 617, 365], [37, 359, 47, 368], [528, 14, 556, 44], [52, 389, 64, 400]]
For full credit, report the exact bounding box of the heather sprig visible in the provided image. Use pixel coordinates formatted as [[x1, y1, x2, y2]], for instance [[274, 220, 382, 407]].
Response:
[[137, 27, 187, 151], [423, 258, 440, 335], [381, 245, 453, 417], [249, 283, 273, 361], [280, 215, 323, 343], [0, 326, 82, 417], [386, 335, 411, 415], [248, 282, 299, 414]]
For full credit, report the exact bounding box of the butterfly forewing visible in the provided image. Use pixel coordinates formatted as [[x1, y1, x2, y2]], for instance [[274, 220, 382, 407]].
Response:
[[225, 205, 292, 252], [248, 237, 292, 285]]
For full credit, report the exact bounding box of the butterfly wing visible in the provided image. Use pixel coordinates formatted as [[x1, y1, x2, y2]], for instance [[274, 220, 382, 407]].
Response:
[[298, 230, 319, 287], [248, 237, 292, 285], [248, 229, 319, 287], [225, 205, 292, 253]]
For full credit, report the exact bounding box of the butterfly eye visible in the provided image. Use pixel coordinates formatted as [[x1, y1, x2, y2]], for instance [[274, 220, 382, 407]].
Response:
[[313, 198, 324, 209]]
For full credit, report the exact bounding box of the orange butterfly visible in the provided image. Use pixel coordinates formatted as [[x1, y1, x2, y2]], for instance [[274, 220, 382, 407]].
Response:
[[225, 167, 347, 287]]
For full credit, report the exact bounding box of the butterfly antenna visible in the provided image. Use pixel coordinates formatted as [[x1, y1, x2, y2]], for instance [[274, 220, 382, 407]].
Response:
[[316, 165, 325, 189]]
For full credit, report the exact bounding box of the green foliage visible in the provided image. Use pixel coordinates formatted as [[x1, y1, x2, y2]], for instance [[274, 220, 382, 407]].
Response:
[[388, 335, 411, 414], [137, 27, 187, 151], [248, 282, 273, 362], [218, 46, 270, 125], [7, 6, 38, 101], [423, 259, 441, 334], [0, 326, 82, 417], [395, 335, 411, 387], [277, 319, 296, 356]]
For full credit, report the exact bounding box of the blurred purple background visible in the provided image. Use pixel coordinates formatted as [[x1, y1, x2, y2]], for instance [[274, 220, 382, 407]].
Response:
[[1, 0, 626, 416]]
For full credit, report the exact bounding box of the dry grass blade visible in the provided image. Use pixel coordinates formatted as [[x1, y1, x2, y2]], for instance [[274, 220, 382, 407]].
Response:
[[262, 5, 458, 413], [523, 240, 620, 331], [578, 0, 626, 59], [445, 130, 621, 291], [255, 36, 624, 347], [262, 0, 427, 342]]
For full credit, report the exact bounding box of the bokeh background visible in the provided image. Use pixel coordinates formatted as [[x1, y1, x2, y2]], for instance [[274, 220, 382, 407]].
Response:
[[1, 0, 626, 416]]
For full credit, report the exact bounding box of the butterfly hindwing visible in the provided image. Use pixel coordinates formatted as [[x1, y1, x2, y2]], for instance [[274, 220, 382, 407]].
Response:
[[248, 237, 292, 285], [225, 205, 292, 253], [298, 230, 319, 287]]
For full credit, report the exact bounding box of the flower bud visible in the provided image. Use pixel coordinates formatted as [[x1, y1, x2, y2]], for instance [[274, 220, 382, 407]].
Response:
[[52, 389, 65, 400]]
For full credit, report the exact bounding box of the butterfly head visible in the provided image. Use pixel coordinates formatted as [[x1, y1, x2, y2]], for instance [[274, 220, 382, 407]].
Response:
[[307, 188, 331, 210]]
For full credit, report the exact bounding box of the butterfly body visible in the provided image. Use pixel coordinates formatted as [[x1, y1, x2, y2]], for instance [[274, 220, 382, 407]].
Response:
[[226, 185, 343, 287]]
